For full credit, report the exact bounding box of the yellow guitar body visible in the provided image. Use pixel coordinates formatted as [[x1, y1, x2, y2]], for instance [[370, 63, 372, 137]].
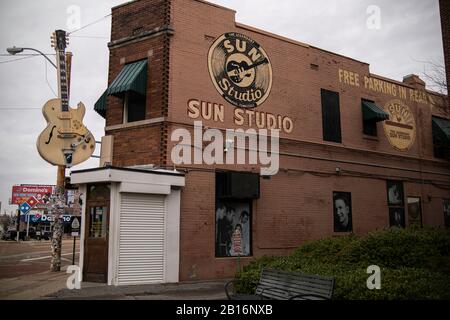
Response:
[[36, 98, 96, 167]]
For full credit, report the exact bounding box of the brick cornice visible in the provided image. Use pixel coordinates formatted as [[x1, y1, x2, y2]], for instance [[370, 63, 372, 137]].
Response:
[[108, 25, 175, 50]]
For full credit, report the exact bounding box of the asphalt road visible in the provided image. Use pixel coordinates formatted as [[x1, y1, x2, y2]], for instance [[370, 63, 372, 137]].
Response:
[[0, 239, 80, 279]]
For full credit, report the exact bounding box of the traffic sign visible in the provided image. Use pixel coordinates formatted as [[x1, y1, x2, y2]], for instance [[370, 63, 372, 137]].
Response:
[[71, 217, 80, 237], [27, 196, 39, 208], [19, 202, 31, 215], [71, 217, 80, 229]]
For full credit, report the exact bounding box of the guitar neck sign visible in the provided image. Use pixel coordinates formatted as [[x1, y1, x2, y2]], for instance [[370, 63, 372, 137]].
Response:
[[55, 30, 69, 112], [208, 33, 273, 108]]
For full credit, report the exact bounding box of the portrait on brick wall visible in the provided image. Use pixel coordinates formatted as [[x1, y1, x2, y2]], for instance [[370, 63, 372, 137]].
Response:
[[389, 207, 405, 228], [215, 200, 251, 257], [333, 192, 353, 232], [443, 199, 450, 229], [386, 180, 404, 206]]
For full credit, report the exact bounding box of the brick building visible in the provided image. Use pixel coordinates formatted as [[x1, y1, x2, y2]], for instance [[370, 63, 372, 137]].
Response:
[[73, 0, 450, 285]]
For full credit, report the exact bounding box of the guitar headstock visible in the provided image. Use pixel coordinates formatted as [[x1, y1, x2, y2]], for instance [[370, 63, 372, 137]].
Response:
[[51, 30, 69, 51]]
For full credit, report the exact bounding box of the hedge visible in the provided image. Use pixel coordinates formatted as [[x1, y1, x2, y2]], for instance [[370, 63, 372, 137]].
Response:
[[234, 227, 450, 300]]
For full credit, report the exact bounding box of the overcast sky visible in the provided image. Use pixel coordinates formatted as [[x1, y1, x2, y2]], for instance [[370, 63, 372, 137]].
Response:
[[0, 0, 444, 214]]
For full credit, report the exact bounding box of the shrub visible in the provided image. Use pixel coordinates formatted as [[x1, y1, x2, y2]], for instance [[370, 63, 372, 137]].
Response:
[[235, 227, 450, 299]]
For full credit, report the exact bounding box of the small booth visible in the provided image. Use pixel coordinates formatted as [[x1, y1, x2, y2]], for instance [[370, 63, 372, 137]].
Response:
[[70, 166, 185, 286]]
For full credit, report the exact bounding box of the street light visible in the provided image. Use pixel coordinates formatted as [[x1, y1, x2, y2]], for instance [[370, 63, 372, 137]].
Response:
[[6, 46, 57, 69]]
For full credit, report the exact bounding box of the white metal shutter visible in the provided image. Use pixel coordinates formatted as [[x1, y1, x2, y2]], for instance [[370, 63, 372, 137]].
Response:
[[118, 193, 165, 285]]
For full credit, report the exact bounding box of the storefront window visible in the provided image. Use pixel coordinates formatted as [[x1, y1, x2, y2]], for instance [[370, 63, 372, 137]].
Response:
[[215, 200, 251, 258], [407, 197, 422, 228], [89, 206, 107, 238]]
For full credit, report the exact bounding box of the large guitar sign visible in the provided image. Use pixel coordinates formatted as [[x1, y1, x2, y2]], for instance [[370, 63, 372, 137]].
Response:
[[37, 30, 95, 167]]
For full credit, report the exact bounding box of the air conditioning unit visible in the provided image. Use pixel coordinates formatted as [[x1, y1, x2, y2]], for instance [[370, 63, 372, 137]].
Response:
[[100, 135, 114, 167], [216, 172, 260, 199]]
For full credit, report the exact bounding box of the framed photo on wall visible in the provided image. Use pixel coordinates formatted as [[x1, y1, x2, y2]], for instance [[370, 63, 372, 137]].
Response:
[[215, 200, 252, 258], [333, 192, 353, 233], [407, 197, 422, 228], [443, 199, 450, 229], [389, 207, 405, 228], [386, 180, 404, 206]]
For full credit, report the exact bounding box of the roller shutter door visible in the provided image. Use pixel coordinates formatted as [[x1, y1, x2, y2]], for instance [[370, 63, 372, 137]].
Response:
[[118, 193, 165, 285]]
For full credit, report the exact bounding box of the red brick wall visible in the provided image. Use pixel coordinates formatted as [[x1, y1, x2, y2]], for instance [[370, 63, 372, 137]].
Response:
[[111, 0, 171, 41], [106, 0, 173, 167], [109, 124, 163, 167]]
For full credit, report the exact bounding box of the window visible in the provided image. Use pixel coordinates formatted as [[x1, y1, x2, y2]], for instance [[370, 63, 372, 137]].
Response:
[[123, 91, 146, 123], [432, 116, 450, 160], [95, 59, 148, 122], [215, 172, 258, 257], [88, 206, 107, 238], [386, 180, 406, 229], [361, 99, 389, 137], [321, 89, 342, 143], [407, 197, 422, 228], [215, 200, 252, 257], [363, 119, 378, 136]]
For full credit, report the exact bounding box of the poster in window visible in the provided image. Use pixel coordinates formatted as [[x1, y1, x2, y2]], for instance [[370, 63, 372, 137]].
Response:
[[216, 200, 251, 257], [333, 192, 353, 232], [389, 207, 405, 228], [443, 199, 450, 229], [407, 197, 422, 228], [386, 180, 404, 206]]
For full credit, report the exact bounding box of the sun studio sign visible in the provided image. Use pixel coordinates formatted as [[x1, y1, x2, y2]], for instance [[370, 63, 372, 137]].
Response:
[[208, 32, 273, 108]]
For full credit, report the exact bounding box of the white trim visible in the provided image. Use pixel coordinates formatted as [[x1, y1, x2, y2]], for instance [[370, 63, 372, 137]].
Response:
[[78, 185, 87, 282], [119, 182, 170, 195], [165, 188, 181, 283], [108, 182, 120, 286]]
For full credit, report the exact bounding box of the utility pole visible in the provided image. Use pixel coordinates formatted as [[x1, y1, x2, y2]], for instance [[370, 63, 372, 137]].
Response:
[[16, 207, 20, 242], [50, 51, 72, 272]]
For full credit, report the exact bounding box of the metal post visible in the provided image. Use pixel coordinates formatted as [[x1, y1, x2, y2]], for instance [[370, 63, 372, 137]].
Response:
[[16, 207, 20, 242], [72, 236, 76, 265], [26, 212, 30, 240]]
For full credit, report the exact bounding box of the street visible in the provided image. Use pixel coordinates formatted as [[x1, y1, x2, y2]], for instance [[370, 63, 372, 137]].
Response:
[[0, 238, 79, 279]]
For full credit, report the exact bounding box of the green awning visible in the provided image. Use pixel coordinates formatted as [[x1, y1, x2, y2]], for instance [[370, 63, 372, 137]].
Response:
[[93, 60, 148, 119], [94, 90, 107, 118], [107, 59, 147, 97], [432, 116, 450, 145], [362, 100, 389, 122]]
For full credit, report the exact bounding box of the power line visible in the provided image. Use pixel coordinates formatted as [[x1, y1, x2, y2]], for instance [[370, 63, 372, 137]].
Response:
[[0, 107, 42, 110], [71, 35, 109, 39], [0, 53, 56, 56], [0, 56, 36, 64], [68, 14, 112, 35]]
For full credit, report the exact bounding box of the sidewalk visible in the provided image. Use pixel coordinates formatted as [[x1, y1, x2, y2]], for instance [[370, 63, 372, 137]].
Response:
[[0, 267, 70, 300], [48, 279, 229, 300], [0, 268, 229, 300]]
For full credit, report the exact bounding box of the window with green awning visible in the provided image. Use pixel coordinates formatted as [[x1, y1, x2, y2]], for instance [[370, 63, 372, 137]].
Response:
[[362, 100, 389, 122], [94, 60, 148, 120], [432, 116, 450, 160], [361, 99, 389, 136]]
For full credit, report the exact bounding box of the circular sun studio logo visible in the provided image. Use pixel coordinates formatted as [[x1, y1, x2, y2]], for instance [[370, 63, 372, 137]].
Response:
[[208, 32, 273, 108]]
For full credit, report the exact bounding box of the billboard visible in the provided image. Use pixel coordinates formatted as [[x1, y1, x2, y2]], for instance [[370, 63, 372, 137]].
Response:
[[11, 185, 55, 205]]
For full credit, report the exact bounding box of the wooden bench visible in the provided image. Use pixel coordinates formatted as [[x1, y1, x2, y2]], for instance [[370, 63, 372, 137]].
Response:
[[225, 268, 335, 300]]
